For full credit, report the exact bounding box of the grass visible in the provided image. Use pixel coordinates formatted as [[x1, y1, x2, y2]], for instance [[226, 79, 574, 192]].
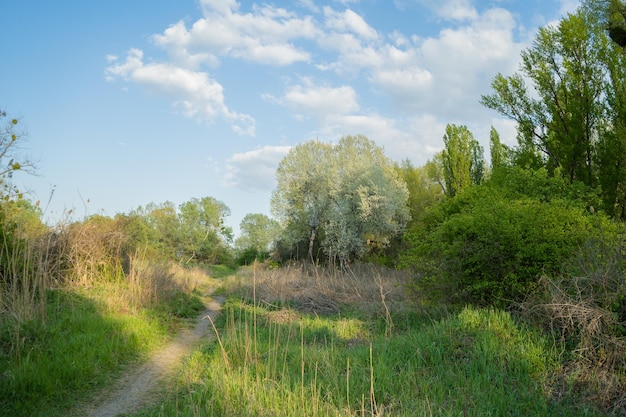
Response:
[[0, 264, 211, 417], [132, 263, 604, 417]]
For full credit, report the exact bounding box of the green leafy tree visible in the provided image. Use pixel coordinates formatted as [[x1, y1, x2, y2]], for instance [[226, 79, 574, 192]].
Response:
[[607, 0, 626, 46], [178, 197, 232, 264], [593, 1, 626, 217], [271, 140, 334, 262], [235, 213, 281, 254], [404, 167, 610, 306], [584, 0, 626, 46], [481, 9, 608, 186], [272, 135, 409, 267], [441, 124, 484, 197], [324, 136, 409, 267], [396, 159, 445, 230], [489, 127, 511, 171]]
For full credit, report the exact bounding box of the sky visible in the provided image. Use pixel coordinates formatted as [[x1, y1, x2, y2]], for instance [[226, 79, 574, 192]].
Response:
[[1, 0, 580, 237]]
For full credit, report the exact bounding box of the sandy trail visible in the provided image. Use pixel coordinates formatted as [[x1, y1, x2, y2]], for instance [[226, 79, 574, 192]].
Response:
[[83, 295, 225, 417]]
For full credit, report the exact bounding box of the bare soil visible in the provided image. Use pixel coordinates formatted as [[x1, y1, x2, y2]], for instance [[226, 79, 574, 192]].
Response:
[[79, 295, 225, 417]]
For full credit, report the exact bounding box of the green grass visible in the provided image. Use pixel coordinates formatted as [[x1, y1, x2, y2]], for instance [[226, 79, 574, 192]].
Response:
[[133, 298, 602, 417], [0, 285, 206, 417]]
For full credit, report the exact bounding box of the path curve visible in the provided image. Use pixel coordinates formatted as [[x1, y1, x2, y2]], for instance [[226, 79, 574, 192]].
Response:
[[84, 295, 225, 417]]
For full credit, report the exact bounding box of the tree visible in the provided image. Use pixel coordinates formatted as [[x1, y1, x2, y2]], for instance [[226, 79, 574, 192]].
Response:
[[489, 127, 511, 171], [395, 159, 445, 230], [403, 166, 609, 306], [235, 213, 281, 253], [584, 0, 626, 46], [0, 109, 35, 200], [137, 201, 181, 260], [271, 135, 410, 267], [324, 136, 409, 267], [271, 140, 334, 263], [178, 197, 232, 263], [441, 124, 484, 197], [608, 0, 626, 46], [481, 9, 608, 186]]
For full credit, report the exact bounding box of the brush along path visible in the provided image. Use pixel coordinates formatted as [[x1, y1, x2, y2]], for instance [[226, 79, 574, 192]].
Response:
[[84, 294, 225, 417]]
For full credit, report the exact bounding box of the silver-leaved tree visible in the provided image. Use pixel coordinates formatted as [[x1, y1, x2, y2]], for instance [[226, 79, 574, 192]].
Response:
[[271, 135, 409, 268]]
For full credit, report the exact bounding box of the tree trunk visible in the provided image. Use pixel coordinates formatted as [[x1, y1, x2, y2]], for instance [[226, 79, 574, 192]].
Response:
[[307, 225, 317, 264]]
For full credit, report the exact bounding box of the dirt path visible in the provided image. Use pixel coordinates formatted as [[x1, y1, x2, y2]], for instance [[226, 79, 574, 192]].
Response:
[[82, 295, 225, 417]]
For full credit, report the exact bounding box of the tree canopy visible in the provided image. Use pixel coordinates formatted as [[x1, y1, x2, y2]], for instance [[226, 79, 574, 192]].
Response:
[[271, 135, 409, 267]]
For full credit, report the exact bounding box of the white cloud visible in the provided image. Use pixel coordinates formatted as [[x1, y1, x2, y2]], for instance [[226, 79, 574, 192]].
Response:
[[404, 0, 478, 21], [224, 146, 292, 191], [199, 0, 239, 15], [438, 0, 478, 21], [153, 2, 317, 68], [281, 82, 360, 121], [298, 0, 320, 13], [324, 8, 378, 40], [370, 7, 522, 117], [105, 49, 255, 136], [557, 0, 579, 16], [106, 1, 538, 166]]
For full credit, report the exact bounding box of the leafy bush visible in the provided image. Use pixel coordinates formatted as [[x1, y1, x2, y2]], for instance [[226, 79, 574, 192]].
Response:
[[404, 167, 612, 306], [236, 247, 269, 266]]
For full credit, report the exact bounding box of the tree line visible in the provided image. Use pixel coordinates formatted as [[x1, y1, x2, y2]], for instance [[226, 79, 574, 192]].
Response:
[[1, 0, 626, 303]]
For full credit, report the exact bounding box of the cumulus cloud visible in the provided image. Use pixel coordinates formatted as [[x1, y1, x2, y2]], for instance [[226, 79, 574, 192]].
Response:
[[105, 49, 255, 136], [324, 8, 378, 40], [153, 1, 316, 68], [280, 81, 360, 121], [106, 1, 544, 164], [224, 146, 292, 191], [394, 0, 477, 21]]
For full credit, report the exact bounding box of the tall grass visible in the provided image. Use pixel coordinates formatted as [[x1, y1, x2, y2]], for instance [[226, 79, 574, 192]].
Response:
[[0, 288, 173, 417], [0, 231, 48, 324], [0, 213, 214, 416], [135, 264, 600, 416]]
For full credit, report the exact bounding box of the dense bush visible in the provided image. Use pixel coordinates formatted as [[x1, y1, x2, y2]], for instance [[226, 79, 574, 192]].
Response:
[[236, 247, 269, 266], [403, 168, 615, 306]]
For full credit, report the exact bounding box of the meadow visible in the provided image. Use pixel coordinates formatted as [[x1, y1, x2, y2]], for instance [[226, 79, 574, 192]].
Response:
[[129, 263, 604, 417]]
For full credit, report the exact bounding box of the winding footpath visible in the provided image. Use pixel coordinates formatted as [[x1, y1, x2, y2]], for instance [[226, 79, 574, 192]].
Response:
[[82, 295, 225, 417]]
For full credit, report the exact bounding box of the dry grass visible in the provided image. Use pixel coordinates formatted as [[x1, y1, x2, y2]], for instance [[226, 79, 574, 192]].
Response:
[[222, 261, 411, 329], [0, 232, 49, 323], [520, 239, 626, 415]]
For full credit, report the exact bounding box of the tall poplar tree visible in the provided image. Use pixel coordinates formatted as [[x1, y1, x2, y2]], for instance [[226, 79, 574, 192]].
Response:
[[441, 124, 484, 197], [481, 9, 608, 186]]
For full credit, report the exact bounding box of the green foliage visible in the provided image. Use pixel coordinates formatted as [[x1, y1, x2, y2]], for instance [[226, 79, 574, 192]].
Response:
[[128, 197, 233, 264], [480, 5, 626, 217], [441, 124, 484, 197], [137, 296, 594, 416], [489, 126, 512, 171], [234, 213, 281, 257], [0, 207, 29, 290], [235, 247, 269, 266], [404, 168, 611, 306], [0, 289, 171, 417], [272, 136, 409, 267]]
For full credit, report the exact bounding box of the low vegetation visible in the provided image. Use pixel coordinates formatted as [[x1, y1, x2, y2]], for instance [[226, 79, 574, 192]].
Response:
[[0, 207, 215, 417], [131, 264, 602, 416]]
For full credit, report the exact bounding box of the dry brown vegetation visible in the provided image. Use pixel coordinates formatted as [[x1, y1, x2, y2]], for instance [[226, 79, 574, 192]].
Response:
[[222, 261, 413, 335], [521, 240, 626, 414], [1, 215, 210, 323]]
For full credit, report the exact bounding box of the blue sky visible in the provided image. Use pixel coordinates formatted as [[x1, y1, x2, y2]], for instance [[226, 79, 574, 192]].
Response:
[[1, 0, 578, 236]]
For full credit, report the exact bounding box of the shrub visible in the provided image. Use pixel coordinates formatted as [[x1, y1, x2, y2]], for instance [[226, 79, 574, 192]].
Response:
[[403, 168, 611, 306]]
